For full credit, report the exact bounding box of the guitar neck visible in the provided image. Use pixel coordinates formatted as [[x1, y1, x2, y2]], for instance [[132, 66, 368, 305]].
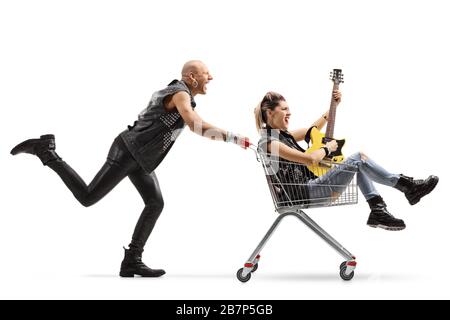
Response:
[[325, 82, 340, 138]]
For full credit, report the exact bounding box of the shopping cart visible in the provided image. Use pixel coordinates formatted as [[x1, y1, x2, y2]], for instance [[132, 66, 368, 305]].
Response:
[[236, 144, 359, 282]]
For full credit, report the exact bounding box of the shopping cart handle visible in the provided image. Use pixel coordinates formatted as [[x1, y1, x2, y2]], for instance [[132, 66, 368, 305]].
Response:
[[247, 142, 257, 151], [244, 141, 260, 160]]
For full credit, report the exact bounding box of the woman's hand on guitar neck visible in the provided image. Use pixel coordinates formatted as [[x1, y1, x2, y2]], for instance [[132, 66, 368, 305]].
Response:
[[333, 90, 342, 105], [322, 90, 341, 120]]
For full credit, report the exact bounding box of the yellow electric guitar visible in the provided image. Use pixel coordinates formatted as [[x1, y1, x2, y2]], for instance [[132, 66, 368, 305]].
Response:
[[305, 69, 345, 176]]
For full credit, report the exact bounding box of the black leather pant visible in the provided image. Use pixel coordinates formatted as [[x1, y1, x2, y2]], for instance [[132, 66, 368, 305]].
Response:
[[46, 136, 163, 251]]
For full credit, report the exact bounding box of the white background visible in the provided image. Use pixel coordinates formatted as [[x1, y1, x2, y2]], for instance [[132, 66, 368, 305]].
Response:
[[0, 0, 449, 299]]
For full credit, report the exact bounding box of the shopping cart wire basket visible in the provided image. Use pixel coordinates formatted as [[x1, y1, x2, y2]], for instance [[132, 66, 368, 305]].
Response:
[[237, 144, 359, 282]]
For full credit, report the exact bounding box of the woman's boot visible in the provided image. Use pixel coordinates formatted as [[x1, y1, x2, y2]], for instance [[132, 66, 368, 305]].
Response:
[[394, 174, 438, 205], [366, 196, 406, 231]]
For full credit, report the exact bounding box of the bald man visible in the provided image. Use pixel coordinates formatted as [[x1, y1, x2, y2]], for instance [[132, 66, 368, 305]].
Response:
[[10, 60, 249, 277]]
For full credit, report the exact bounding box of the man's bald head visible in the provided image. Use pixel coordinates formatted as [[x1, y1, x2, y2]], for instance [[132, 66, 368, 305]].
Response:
[[181, 60, 206, 77], [180, 60, 213, 96]]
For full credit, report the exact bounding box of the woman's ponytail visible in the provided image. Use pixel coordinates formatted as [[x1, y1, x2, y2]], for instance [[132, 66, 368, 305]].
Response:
[[254, 102, 264, 131], [254, 91, 286, 134]]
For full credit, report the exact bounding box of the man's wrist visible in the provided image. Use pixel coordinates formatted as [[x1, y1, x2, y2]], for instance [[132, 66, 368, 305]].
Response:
[[226, 131, 239, 143]]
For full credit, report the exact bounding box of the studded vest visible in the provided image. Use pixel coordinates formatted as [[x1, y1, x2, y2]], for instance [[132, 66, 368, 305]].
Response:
[[120, 80, 196, 173]]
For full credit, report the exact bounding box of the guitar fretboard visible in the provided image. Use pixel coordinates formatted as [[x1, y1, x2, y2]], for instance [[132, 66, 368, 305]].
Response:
[[325, 81, 340, 138]]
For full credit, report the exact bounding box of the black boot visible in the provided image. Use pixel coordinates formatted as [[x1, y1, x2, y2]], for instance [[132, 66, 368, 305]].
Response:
[[10, 134, 60, 165], [366, 196, 406, 231], [119, 247, 165, 278], [394, 174, 439, 205]]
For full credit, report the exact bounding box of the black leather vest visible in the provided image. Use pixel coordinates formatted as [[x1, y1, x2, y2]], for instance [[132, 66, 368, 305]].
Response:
[[258, 126, 317, 206], [120, 80, 196, 173]]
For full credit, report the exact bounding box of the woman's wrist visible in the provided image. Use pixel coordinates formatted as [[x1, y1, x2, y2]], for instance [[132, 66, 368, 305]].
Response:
[[321, 146, 330, 157]]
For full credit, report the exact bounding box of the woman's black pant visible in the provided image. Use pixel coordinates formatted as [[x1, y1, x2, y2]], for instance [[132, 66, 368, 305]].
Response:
[[46, 136, 163, 251]]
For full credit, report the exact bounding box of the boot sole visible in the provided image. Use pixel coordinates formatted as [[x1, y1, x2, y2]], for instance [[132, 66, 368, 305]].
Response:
[[119, 271, 166, 278], [368, 224, 406, 231], [408, 177, 439, 205], [119, 272, 135, 278]]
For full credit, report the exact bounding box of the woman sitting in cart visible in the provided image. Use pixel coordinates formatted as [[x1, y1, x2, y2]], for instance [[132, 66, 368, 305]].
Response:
[[254, 91, 438, 231]]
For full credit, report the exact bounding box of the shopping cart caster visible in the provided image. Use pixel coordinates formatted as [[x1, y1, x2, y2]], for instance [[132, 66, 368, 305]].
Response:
[[339, 260, 357, 281], [340, 257, 356, 270], [339, 266, 354, 281], [251, 255, 261, 273], [236, 268, 251, 283]]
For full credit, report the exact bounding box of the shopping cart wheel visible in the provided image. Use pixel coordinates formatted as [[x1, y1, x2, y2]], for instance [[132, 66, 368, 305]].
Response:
[[339, 261, 347, 270], [339, 265, 355, 281], [236, 268, 251, 283], [251, 263, 259, 273]]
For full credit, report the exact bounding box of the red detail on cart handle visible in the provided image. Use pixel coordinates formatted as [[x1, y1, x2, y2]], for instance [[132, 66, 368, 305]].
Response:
[[244, 263, 254, 268], [243, 138, 251, 149], [256, 255, 261, 259], [347, 261, 357, 267]]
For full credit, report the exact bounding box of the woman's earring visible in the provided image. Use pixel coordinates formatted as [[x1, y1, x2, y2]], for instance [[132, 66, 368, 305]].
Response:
[[192, 79, 198, 88]]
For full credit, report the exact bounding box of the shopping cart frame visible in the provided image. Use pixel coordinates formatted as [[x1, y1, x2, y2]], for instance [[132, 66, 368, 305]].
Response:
[[237, 144, 358, 282]]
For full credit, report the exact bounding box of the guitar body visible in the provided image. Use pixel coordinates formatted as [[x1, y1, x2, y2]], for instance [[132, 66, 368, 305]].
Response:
[[305, 69, 346, 177], [306, 126, 345, 176]]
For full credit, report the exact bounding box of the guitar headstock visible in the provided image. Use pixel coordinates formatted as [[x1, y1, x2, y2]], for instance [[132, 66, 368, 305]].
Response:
[[330, 69, 344, 84]]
